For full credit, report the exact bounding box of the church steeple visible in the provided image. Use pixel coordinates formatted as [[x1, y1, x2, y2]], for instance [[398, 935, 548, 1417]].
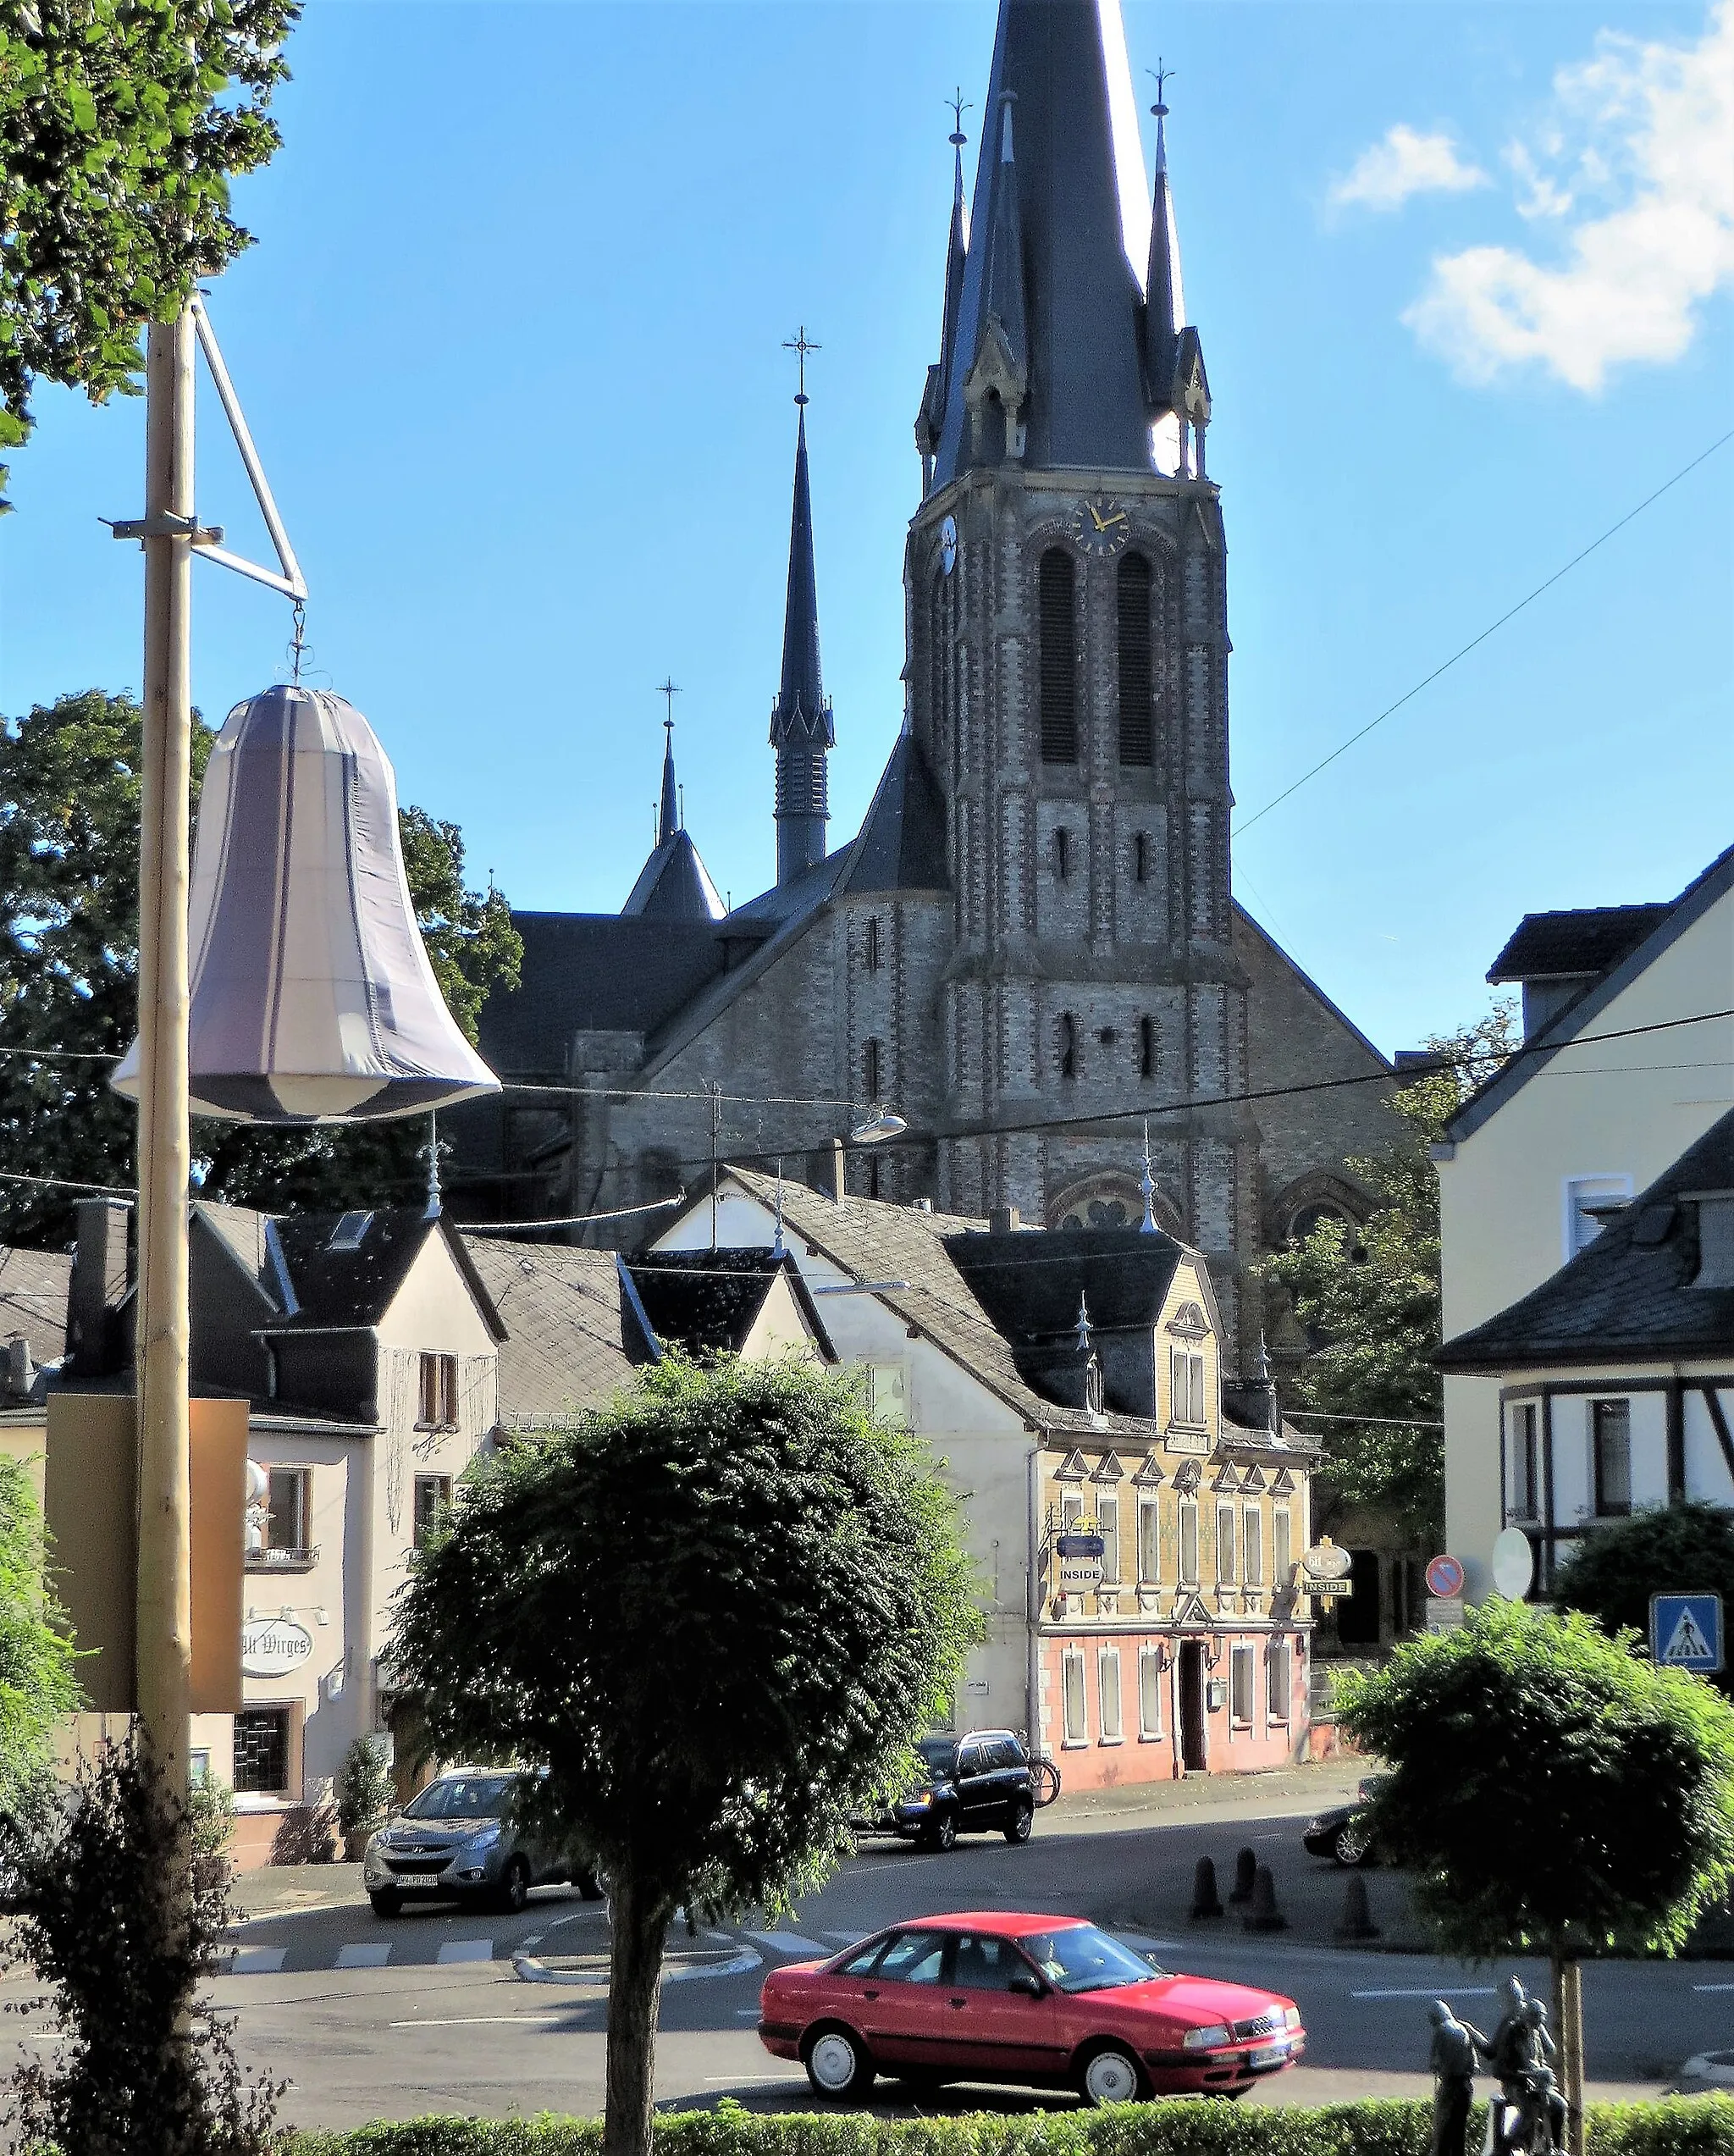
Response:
[[768, 338, 835, 888], [1141, 66, 1211, 478], [931, 0, 1159, 487], [916, 96, 973, 489], [659, 717, 678, 844], [622, 692, 725, 922]]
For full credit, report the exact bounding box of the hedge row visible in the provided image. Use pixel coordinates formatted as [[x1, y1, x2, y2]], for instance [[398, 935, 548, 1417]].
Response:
[[283, 2098, 1734, 2156]]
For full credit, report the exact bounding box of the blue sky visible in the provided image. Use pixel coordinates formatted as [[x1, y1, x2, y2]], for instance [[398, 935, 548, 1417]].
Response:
[[3, 0, 1730, 1060]]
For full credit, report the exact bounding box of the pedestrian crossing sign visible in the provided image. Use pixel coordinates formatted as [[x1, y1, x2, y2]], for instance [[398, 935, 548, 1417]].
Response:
[[1651, 1593, 1724, 1673]]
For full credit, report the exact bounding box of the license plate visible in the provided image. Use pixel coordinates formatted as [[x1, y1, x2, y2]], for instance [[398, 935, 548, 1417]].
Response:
[[1247, 2043, 1290, 2069], [395, 1875, 441, 1890]]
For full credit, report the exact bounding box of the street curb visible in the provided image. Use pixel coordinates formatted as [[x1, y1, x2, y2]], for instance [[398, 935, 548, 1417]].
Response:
[[512, 1926, 763, 1987]]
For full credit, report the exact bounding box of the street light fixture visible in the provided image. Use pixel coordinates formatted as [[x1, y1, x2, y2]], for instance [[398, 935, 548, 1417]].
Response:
[[848, 1109, 908, 1144]]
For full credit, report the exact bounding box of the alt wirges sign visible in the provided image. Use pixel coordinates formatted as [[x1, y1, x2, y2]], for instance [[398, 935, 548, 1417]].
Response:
[[241, 1615, 314, 1678]]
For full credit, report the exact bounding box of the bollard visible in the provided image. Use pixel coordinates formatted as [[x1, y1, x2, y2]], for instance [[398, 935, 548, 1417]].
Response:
[[1190, 1855, 1224, 1920], [1229, 1846, 1257, 1904], [1242, 1861, 1288, 1932], [1334, 1872, 1380, 1942]]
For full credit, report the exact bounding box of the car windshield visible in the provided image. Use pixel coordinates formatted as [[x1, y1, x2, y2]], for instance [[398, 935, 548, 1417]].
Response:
[[402, 1775, 516, 1821], [1016, 1924, 1162, 1993], [915, 1739, 958, 1777]]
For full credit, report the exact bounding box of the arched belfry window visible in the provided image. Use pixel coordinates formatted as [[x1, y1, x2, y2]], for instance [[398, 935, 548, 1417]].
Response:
[[1117, 554, 1153, 767], [1039, 550, 1078, 765]]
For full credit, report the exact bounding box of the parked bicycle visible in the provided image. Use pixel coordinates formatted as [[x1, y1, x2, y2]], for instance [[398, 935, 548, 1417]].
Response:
[[1017, 1732, 1062, 1807]]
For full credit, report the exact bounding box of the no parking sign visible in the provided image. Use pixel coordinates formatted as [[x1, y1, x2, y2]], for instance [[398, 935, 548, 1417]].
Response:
[[1425, 1554, 1466, 1600]]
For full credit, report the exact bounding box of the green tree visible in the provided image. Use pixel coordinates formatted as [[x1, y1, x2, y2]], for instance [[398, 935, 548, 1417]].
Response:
[[0, 688, 522, 1243], [0, 1454, 78, 1810], [387, 1354, 982, 2156], [1261, 1005, 1517, 1545], [1339, 1599, 1734, 2150], [1555, 1502, 1734, 1695], [0, 0, 299, 510]]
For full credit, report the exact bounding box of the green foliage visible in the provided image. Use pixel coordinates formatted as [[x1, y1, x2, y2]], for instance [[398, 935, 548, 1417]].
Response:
[[278, 2099, 1734, 2156], [1339, 1597, 1734, 1961], [0, 1454, 78, 1810], [334, 1735, 393, 1839], [388, 1352, 982, 1921], [1261, 1004, 1517, 1543], [0, 688, 523, 1243], [1556, 1504, 1734, 1693], [0, 1734, 279, 2153], [0, 0, 299, 509]]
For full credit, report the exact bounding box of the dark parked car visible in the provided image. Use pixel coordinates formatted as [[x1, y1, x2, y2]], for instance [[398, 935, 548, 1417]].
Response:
[[855, 1731, 1035, 1852], [362, 1766, 599, 1917], [1301, 1774, 1389, 1867]]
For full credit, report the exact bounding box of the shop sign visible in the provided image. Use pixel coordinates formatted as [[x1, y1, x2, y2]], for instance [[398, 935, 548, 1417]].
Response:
[[1300, 1540, 1355, 1600], [241, 1615, 313, 1678]]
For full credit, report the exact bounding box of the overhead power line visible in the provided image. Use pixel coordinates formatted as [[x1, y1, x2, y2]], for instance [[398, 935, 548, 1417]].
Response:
[[1234, 427, 1734, 838]]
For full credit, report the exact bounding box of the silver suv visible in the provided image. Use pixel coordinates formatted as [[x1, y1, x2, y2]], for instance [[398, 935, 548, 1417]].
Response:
[[363, 1767, 597, 1918]]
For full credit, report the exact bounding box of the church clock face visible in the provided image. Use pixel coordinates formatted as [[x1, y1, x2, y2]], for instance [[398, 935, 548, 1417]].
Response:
[[1072, 496, 1130, 558], [940, 514, 958, 575]]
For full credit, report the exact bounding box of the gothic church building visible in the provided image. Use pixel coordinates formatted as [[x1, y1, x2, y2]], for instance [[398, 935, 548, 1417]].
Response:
[[451, 0, 1399, 1364]]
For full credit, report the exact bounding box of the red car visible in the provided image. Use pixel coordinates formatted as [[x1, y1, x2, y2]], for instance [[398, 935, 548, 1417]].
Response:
[[758, 1911, 1304, 2105]]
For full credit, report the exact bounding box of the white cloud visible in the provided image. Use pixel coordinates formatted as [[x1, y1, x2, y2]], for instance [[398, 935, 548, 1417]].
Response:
[[1330, 125, 1489, 211], [1405, 0, 1734, 392]]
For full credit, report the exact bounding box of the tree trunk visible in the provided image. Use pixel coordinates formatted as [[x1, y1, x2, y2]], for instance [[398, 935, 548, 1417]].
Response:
[[1551, 1954, 1584, 2154], [603, 1866, 669, 2156]]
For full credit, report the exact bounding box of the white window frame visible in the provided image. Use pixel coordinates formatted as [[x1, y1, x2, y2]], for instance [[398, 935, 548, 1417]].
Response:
[[1061, 1488, 1084, 1534], [1229, 1642, 1255, 1728], [1062, 1649, 1089, 1747], [1097, 1493, 1120, 1584], [1243, 1506, 1264, 1587], [1217, 1501, 1236, 1585], [1266, 1639, 1290, 1723], [1138, 1495, 1161, 1584], [1098, 1649, 1123, 1744], [1138, 1645, 1165, 1739], [1563, 1174, 1632, 1263], [1179, 1500, 1200, 1584]]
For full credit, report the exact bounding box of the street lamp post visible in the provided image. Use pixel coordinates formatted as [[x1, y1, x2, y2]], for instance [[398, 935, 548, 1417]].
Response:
[[132, 304, 197, 1810]]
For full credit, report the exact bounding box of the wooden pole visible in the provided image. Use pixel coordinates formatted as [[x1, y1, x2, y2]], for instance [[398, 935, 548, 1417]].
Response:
[[134, 305, 196, 1810]]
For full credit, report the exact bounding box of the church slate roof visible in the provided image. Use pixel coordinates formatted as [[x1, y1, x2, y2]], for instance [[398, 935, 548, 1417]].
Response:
[[621, 830, 726, 923], [479, 913, 728, 1071], [1446, 842, 1734, 1145], [1486, 904, 1674, 984], [933, 0, 1156, 484], [1438, 1108, 1734, 1370], [834, 734, 950, 898]]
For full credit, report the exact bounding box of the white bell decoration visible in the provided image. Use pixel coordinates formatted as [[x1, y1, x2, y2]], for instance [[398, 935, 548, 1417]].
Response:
[[113, 683, 501, 1124]]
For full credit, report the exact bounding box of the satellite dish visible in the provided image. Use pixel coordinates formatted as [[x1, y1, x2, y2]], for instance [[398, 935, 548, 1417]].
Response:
[[1490, 1528, 1535, 1601]]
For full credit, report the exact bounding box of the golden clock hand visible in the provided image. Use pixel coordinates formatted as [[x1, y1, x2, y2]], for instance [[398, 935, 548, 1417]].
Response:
[[1101, 509, 1129, 528], [1089, 504, 1107, 531]]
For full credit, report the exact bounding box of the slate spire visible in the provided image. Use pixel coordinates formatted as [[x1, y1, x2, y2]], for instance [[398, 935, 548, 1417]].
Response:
[[1143, 75, 1184, 398], [768, 370, 836, 888], [659, 717, 678, 844], [939, 102, 971, 408], [931, 0, 1158, 486]]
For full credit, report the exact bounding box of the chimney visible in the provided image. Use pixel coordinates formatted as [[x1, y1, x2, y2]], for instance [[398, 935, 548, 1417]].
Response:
[[68, 1198, 132, 1378], [988, 1205, 1020, 1236], [3, 1336, 33, 1401], [831, 1137, 847, 1206]]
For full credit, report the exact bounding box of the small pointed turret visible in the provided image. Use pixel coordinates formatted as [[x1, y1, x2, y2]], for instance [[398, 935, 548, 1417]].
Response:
[[622, 703, 725, 922], [769, 353, 836, 888]]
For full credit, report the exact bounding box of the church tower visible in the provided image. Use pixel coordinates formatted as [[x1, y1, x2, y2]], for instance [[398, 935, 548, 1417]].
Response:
[[908, 0, 1251, 1341]]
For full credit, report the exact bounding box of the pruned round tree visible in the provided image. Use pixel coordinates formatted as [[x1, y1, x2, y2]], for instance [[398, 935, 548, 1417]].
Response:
[[1339, 1599, 1734, 2150], [387, 1352, 980, 2156]]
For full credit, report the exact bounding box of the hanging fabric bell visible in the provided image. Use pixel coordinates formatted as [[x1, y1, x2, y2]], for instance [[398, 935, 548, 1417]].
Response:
[[113, 683, 501, 1124]]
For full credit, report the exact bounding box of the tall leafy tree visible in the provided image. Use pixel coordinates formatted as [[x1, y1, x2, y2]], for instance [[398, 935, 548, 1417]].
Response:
[[0, 1454, 78, 1809], [1261, 1005, 1516, 1545], [0, 688, 522, 1244], [0, 0, 299, 509], [388, 1355, 982, 2156], [1340, 1599, 1734, 2151]]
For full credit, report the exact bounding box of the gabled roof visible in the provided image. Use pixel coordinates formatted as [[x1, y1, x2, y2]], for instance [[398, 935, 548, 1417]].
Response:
[[624, 1248, 837, 1363], [461, 1236, 650, 1424], [0, 1244, 72, 1368], [265, 1208, 505, 1341], [1487, 904, 1673, 984], [621, 831, 726, 924], [1438, 1108, 1734, 1369], [1447, 843, 1734, 1144]]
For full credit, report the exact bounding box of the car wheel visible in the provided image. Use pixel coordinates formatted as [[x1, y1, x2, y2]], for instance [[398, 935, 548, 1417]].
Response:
[[498, 1855, 531, 1913], [368, 1889, 402, 1920], [1334, 1821, 1372, 1866], [1002, 1800, 1034, 1845], [924, 1810, 958, 1853], [803, 2026, 876, 2101], [1077, 2043, 1145, 2106]]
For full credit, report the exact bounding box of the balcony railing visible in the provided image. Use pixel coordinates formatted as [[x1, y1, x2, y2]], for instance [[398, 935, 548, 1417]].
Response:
[[245, 1545, 320, 1572]]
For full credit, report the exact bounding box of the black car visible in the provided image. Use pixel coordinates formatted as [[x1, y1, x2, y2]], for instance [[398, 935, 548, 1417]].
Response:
[[855, 1730, 1035, 1851], [1301, 1774, 1389, 1867]]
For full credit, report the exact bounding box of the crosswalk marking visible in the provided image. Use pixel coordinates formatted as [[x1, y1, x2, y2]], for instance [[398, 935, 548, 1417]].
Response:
[[222, 1946, 286, 1975], [746, 1931, 827, 1957], [435, 1938, 494, 1964], [335, 1943, 392, 1969]]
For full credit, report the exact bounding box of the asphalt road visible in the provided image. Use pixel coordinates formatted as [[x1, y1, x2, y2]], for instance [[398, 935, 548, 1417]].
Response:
[[4, 1793, 1722, 2131]]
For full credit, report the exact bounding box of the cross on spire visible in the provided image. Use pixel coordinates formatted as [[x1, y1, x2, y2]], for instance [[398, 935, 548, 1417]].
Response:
[[782, 324, 821, 407], [947, 85, 971, 147], [1147, 59, 1175, 117], [656, 676, 680, 736]]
